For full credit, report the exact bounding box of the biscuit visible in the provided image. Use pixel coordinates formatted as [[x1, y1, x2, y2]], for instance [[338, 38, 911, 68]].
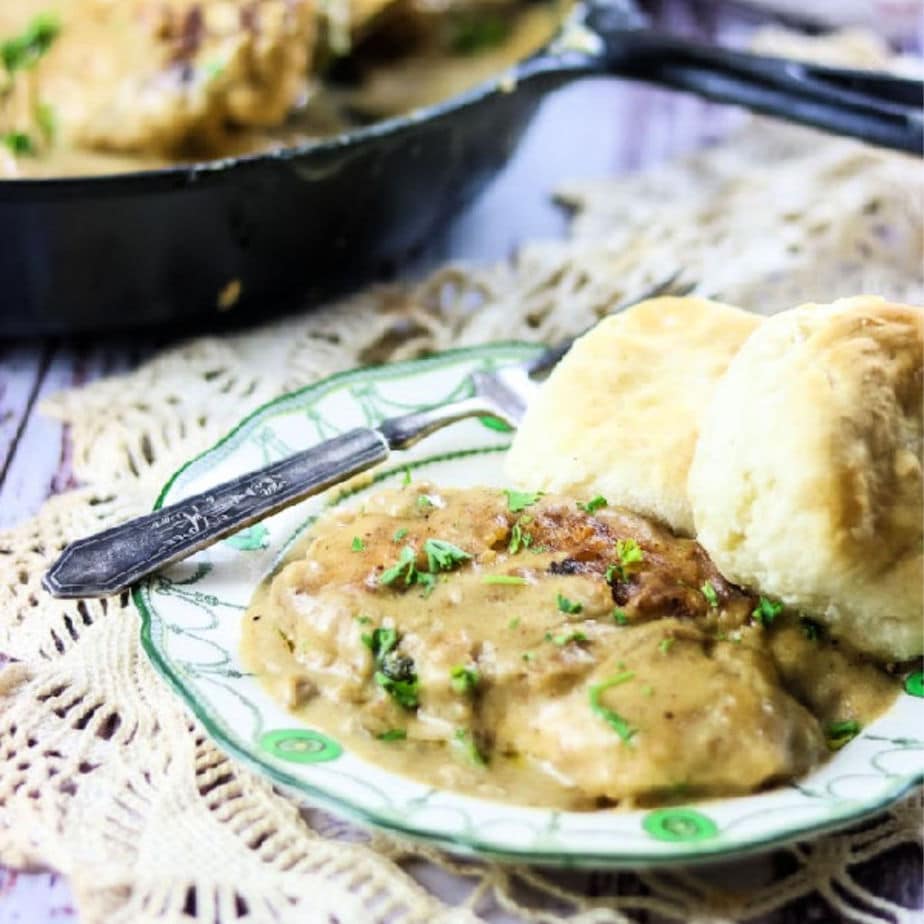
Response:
[[506, 296, 760, 536], [689, 296, 924, 660]]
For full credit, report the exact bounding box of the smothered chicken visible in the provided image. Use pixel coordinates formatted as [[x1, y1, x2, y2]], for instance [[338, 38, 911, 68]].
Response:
[[242, 484, 897, 809]]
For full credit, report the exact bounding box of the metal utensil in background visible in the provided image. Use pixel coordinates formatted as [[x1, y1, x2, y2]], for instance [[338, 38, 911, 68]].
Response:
[[42, 273, 690, 598], [1, 0, 920, 336]]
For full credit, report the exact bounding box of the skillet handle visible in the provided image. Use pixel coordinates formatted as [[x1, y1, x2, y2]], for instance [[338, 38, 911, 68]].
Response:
[[582, 8, 923, 154]]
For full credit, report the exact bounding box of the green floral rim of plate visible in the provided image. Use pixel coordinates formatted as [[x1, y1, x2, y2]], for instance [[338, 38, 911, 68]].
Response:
[[134, 343, 924, 868]]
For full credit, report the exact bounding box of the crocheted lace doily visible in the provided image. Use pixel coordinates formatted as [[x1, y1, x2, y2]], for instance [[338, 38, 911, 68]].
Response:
[[1, 87, 922, 924]]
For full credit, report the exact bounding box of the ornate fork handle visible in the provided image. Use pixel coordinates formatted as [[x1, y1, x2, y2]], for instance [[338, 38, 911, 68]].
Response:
[[43, 428, 390, 598]]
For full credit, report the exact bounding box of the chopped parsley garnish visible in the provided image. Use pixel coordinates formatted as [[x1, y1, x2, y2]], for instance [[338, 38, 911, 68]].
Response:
[[508, 516, 534, 554], [752, 596, 783, 627], [551, 630, 588, 646], [363, 626, 419, 710], [2, 14, 60, 73], [556, 593, 583, 615], [449, 665, 479, 695], [612, 608, 628, 625], [588, 672, 636, 742], [521, 651, 535, 662], [448, 11, 510, 55], [392, 527, 409, 543], [2, 131, 34, 156], [504, 489, 542, 513], [508, 617, 520, 630], [800, 617, 823, 641], [351, 536, 365, 552], [355, 614, 372, 625], [375, 670, 420, 710], [658, 637, 674, 654], [423, 538, 470, 573], [616, 538, 644, 569], [825, 719, 860, 750], [452, 728, 486, 766], [362, 626, 398, 660], [417, 494, 435, 509], [701, 581, 719, 608], [377, 729, 406, 741], [379, 545, 418, 586], [606, 538, 645, 583], [483, 574, 528, 586], [578, 495, 608, 514], [35, 101, 55, 141]]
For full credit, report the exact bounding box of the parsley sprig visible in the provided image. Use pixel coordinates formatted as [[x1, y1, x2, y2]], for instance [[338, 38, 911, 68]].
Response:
[[450, 665, 479, 695], [825, 719, 860, 750], [504, 489, 542, 513], [362, 626, 420, 710], [578, 495, 608, 514], [556, 593, 582, 615], [752, 596, 783, 627], [606, 538, 644, 582], [588, 672, 636, 742]]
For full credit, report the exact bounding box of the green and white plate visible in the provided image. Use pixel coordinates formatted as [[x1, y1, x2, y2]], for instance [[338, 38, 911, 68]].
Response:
[[134, 344, 924, 867]]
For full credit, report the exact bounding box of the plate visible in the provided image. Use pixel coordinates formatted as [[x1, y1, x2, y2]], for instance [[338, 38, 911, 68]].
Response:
[[134, 344, 924, 867]]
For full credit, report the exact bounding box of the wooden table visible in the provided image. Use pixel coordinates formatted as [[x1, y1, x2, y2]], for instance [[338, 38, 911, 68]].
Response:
[[1, 2, 920, 921]]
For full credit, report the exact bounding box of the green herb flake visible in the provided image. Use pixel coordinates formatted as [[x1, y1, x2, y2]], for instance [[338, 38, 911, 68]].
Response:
[[508, 516, 534, 554], [701, 581, 719, 608], [825, 719, 861, 750], [35, 101, 55, 141], [752, 596, 784, 627], [578, 495, 608, 514], [448, 12, 510, 55], [2, 132, 34, 156], [361, 626, 398, 660], [377, 729, 406, 741], [642, 684, 655, 697], [556, 593, 582, 615], [552, 630, 588, 646], [392, 527, 409, 543], [379, 545, 418, 586], [424, 538, 471, 573], [1, 14, 60, 73], [417, 494, 435, 509], [503, 489, 542, 513], [521, 651, 535, 662], [355, 615, 372, 625], [375, 671, 420, 710], [612, 608, 628, 625], [588, 672, 637, 742], [658, 637, 675, 655], [351, 536, 365, 552], [800, 617, 823, 641], [452, 728, 486, 766], [508, 617, 520, 630], [483, 574, 528, 586], [449, 665, 479, 695], [616, 538, 644, 569]]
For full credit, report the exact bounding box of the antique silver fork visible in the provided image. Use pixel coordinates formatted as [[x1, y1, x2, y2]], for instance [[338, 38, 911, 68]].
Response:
[[43, 274, 690, 599]]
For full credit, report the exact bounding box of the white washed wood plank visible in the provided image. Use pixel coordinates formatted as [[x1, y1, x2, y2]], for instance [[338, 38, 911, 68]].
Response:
[[0, 344, 47, 479], [0, 344, 137, 530]]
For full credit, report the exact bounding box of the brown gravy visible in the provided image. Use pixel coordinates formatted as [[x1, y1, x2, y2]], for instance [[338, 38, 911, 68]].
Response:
[[241, 483, 899, 810]]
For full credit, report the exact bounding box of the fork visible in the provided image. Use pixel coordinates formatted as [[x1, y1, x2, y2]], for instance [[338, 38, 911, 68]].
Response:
[[43, 274, 690, 599]]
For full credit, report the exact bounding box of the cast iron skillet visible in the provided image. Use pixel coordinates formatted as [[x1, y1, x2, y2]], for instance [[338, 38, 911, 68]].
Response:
[[1, 0, 921, 336]]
